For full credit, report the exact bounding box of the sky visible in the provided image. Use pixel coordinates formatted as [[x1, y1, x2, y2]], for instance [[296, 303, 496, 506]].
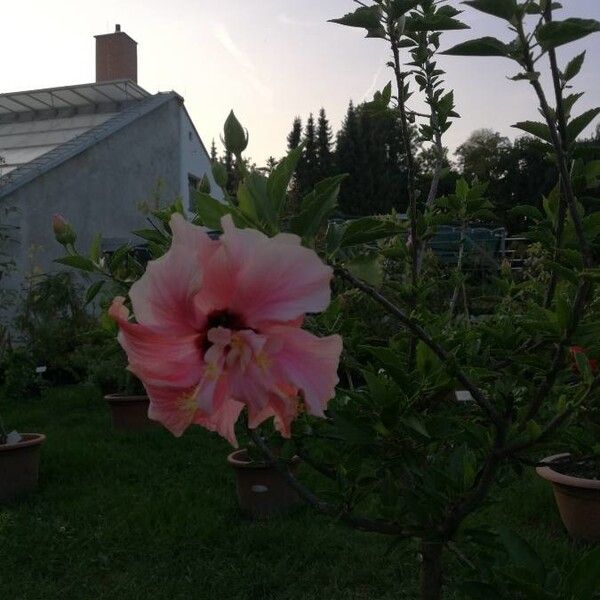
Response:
[[2, 0, 600, 165]]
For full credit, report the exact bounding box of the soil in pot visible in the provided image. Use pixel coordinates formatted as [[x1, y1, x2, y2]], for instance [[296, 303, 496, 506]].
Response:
[[536, 453, 600, 541], [104, 394, 156, 432], [0, 434, 46, 502], [228, 448, 301, 519]]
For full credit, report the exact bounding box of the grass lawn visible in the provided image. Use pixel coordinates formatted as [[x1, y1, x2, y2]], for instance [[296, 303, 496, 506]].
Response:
[[0, 386, 593, 599]]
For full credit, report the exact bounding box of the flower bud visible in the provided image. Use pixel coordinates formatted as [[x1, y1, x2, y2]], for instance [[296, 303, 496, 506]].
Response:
[[222, 111, 248, 157], [52, 214, 77, 246]]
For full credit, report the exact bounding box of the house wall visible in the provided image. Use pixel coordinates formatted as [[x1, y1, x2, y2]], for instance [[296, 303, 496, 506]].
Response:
[[1, 96, 212, 309], [179, 106, 222, 211]]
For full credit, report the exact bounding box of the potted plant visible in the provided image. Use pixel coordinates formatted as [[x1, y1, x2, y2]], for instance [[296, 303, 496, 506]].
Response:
[[0, 412, 45, 502], [104, 386, 154, 433], [0, 329, 46, 502], [536, 454, 600, 541], [89, 337, 154, 432], [227, 441, 301, 519]]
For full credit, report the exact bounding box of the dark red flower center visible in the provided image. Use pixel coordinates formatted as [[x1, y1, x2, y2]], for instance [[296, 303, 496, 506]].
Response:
[[206, 309, 246, 331], [200, 309, 247, 354]]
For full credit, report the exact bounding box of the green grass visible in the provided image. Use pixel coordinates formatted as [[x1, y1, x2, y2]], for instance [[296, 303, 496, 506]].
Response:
[[0, 387, 592, 599]]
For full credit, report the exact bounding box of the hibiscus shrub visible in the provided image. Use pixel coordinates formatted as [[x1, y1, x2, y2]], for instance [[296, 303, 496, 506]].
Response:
[[53, 1, 600, 599]]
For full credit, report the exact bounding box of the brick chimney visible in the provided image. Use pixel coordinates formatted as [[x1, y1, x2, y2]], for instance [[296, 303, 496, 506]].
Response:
[[95, 25, 138, 83]]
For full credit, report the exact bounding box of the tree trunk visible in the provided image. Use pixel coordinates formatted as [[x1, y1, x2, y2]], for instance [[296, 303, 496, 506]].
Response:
[[420, 541, 444, 600]]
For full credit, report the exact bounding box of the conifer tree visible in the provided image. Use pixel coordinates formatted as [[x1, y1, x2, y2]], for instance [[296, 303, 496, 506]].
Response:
[[287, 117, 303, 151], [297, 113, 318, 194], [316, 108, 333, 180]]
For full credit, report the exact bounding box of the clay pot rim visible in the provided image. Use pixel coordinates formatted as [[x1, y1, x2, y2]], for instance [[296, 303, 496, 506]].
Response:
[[227, 448, 300, 469], [104, 394, 149, 403], [0, 433, 46, 452], [536, 453, 600, 490]]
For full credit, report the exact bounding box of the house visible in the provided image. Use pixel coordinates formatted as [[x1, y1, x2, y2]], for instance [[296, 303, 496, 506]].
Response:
[[0, 25, 219, 303]]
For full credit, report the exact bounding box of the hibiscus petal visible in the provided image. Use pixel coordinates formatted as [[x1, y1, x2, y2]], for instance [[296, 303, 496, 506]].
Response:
[[194, 395, 244, 447], [129, 214, 218, 333], [109, 298, 203, 389], [267, 326, 342, 417], [145, 382, 201, 437], [216, 215, 334, 327], [247, 390, 299, 438]]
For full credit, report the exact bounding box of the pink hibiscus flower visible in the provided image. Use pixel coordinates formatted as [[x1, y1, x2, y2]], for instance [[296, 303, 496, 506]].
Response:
[[109, 214, 342, 446]]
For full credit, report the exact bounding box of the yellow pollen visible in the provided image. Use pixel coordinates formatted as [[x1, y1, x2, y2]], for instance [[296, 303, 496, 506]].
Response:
[[205, 362, 220, 381], [231, 336, 244, 350], [255, 352, 271, 371], [180, 392, 198, 413]]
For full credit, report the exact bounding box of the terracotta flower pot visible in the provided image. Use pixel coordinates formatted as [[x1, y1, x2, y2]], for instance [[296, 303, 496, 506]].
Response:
[[536, 453, 600, 541], [0, 433, 46, 502], [104, 394, 155, 432], [227, 448, 301, 519]]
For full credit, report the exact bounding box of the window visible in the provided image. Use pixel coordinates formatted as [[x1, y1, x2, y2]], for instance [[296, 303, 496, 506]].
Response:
[[188, 174, 200, 210]]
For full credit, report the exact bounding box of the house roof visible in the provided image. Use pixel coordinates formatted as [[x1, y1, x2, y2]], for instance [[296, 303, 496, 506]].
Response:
[[0, 80, 180, 200]]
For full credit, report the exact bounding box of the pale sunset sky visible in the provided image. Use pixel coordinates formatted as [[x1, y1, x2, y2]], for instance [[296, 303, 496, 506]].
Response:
[[2, 0, 600, 165]]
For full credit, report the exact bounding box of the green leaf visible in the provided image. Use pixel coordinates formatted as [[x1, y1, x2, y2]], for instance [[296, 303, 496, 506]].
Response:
[[400, 416, 430, 439], [290, 175, 347, 244], [416, 340, 439, 374], [457, 581, 500, 599], [89, 233, 102, 263], [574, 350, 593, 383], [584, 160, 600, 187], [329, 6, 386, 38], [562, 51, 586, 82], [512, 121, 552, 143], [389, 0, 420, 19], [237, 172, 275, 229], [132, 229, 167, 245], [583, 212, 600, 240], [562, 92, 585, 118], [109, 245, 131, 271], [509, 205, 543, 221], [54, 255, 96, 272], [537, 18, 600, 51], [555, 293, 570, 331], [463, 0, 517, 21], [496, 527, 546, 587], [442, 37, 509, 57], [406, 13, 469, 32], [563, 547, 600, 599], [339, 218, 402, 248], [85, 280, 105, 305], [192, 191, 231, 230], [544, 260, 579, 285], [567, 108, 600, 144], [267, 144, 304, 217], [346, 254, 383, 287]]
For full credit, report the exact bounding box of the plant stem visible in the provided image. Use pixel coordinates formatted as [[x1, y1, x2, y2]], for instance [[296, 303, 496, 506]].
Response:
[[247, 427, 414, 537], [420, 541, 444, 600], [336, 267, 502, 429], [525, 279, 592, 423], [449, 223, 466, 316], [543, 7, 570, 308], [390, 33, 420, 367], [0, 413, 7, 445], [516, 21, 593, 268], [515, 13, 594, 425]]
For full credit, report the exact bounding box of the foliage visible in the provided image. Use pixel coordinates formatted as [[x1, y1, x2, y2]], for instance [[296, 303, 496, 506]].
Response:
[[2, 386, 594, 600], [52, 1, 600, 599], [5, 273, 97, 388]]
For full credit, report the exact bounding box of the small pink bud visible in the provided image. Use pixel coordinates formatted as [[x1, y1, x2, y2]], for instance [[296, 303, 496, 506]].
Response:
[[52, 214, 76, 245]]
